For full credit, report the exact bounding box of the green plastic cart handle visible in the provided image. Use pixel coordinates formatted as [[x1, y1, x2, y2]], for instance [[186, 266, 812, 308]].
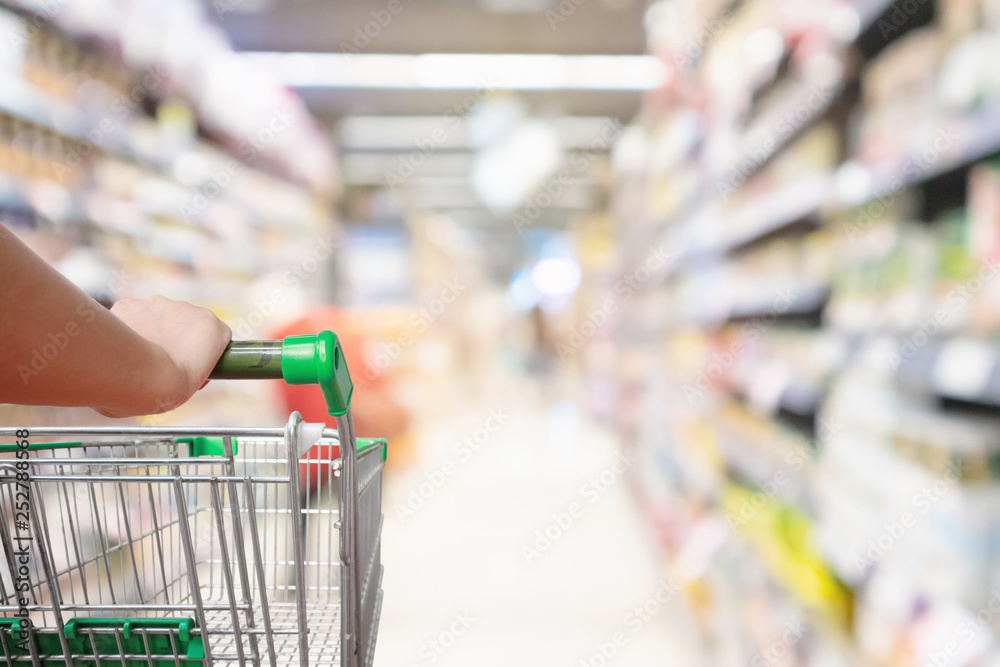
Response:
[[210, 332, 353, 416]]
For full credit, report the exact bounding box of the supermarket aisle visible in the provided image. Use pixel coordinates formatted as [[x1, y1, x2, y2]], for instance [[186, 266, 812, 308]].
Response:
[[373, 397, 705, 666]]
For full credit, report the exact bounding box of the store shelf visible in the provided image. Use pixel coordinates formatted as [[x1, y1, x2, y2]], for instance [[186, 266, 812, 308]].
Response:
[[727, 81, 845, 189], [647, 180, 829, 294], [630, 115, 836, 273], [0, 79, 328, 235], [730, 382, 822, 439], [721, 175, 830, 253], [696, 99, 1000, 264], [625, 0, 915, 283], [837, 106, 1000, 210], [658, 103, 1000, 295], [711, 0, 896, 191], [726, 283, 828, 323], [0, 73, 85, 139], [895, 337, 1000, 409], [0, 73, 179, 177], [669, 102, 1000, 282], [0, 0, 337, 332], [613, 2, 1000, 661]]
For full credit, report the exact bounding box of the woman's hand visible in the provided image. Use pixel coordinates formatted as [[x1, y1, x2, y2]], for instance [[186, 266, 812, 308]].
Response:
[[98, 296, 232, 417]]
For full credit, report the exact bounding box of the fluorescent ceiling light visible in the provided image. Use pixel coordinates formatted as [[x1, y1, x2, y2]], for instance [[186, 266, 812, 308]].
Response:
[[243, 53, 667, 90], [335, 115, 621, 151]]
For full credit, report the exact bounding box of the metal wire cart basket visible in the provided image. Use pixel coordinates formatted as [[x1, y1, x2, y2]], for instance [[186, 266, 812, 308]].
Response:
[[0, 332, 385, 667]]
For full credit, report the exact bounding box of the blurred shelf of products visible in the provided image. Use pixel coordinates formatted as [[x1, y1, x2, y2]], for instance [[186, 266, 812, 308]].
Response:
[[0, 0, 344, 428], [609, 0, 1000, 664]]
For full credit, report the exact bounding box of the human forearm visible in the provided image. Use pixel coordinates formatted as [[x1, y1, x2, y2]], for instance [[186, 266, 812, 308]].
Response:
[[0, 225, 230, 416]]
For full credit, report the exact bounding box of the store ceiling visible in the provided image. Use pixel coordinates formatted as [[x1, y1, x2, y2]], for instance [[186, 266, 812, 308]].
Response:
[[209, 0, 648, 232], [212, 0, 647, 121], [218, 0, 646, 54]]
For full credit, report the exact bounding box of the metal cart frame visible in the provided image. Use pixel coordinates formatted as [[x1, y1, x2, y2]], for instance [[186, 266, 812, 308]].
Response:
[[0, 333, 384, 667]]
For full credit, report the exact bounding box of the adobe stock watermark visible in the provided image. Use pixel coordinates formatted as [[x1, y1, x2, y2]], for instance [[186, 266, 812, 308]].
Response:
[[228, 233, 339, 339], [576, 579, 681, 667], [717, 85, 834, 199], [888, 258, 1000, 370], [750, 619, 807, 667], [395, 408, 511, 525], [682, 287, 798, 404], [338, 0, 416, 57], [545, 0, 589, 31], [876, 0, 930, 40], [356, 278, 467, 388], [844, 125, 960, 243], [725, 416, 843, 532], [853, 464, 963, 575], [512, 119, 623, 233], [179, 108, 295, 222], [403, 611, 476, 667], [16, 266, 136, 386], [521, 448, 639, 565], [556, 246, 672, 362], [385, 78, 500, 190], [52, 65, 168, 180], [921, 588, 1000, 667], [664, 0, 748, 72], [7, 0, 70, 51]]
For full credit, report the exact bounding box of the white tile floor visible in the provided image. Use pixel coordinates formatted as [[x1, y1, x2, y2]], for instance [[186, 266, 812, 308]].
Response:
[[373, 399, 706, 666]]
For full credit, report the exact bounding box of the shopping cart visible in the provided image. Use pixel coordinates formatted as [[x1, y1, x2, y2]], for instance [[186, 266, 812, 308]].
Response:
[[0, 332, 385, 667]]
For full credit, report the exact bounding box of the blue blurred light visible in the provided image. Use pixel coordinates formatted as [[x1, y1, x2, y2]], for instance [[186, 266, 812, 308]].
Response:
[[507, 268, 541, 311]]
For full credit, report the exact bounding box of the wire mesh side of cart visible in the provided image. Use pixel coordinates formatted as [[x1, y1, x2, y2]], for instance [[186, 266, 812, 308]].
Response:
[[353, 437, 384, 667], [0, 414, 384, 667]]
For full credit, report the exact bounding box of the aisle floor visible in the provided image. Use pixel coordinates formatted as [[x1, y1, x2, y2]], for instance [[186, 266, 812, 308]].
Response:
[[373, 397, 705, 666]]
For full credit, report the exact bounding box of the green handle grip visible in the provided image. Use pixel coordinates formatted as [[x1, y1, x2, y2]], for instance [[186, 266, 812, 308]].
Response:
[[209, 333, 353, 416], [209, 340, 283, 379]]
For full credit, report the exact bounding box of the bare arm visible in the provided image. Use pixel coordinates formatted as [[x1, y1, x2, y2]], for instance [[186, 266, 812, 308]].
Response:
[[0, 223, 231, 417]]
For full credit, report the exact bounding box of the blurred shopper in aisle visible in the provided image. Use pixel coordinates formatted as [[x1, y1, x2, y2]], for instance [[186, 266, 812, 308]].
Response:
[[525, 305, 560, 404]]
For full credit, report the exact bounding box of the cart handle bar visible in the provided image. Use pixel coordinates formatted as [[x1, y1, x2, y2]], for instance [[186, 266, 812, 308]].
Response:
[[209, 333, 353, 416]]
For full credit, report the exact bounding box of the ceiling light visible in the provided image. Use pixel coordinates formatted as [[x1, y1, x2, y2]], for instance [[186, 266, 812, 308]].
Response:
[[532, 257, 581, 297], [471, 119, 561, 212], [243, 52, 667, 90]]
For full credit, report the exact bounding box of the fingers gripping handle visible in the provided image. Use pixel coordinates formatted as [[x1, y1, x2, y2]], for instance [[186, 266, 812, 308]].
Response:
[[209, 332, 354, 416]]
